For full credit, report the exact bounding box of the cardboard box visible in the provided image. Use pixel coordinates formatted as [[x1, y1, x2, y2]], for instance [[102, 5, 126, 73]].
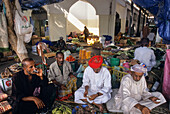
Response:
[[3, 51, 12, 57], [156, 44, 166, 48], [7, 56, 14, 60], [44, 52, 56, 58], [0, 57, 8, 62], [120, 39, 127, 44], [15, 58, 20, 62]]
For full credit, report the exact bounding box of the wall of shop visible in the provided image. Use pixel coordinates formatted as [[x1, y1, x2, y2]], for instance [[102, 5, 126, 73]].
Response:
[[21, 0, 151, 41], [116, 2, 126, 33], [67, 1, 99, 36], [48, 13, 66, 41], [47, 0, 117, 41]]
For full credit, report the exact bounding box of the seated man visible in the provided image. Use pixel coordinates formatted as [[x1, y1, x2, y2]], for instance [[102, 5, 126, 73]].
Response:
[[12, 58, 56, 114], [48, 52, 77, 98], [74, 55, 112, 112], [57, 37, 67, 51], [114, 64, 166, 114]]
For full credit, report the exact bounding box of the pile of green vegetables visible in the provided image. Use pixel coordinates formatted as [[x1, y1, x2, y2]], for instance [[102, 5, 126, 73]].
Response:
[[149, 47, 165, 60], [113, 50, 135, 60]]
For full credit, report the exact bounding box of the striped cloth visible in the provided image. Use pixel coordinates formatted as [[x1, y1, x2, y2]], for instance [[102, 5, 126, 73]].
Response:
[[58, 77, 77, 97]]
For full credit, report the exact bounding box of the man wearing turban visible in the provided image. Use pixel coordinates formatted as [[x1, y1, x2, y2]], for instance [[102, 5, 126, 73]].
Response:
[[74, 55, 112, 112], [108, 64, 166, 114]]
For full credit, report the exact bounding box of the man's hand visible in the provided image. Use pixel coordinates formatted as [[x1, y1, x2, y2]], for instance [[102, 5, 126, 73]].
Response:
[[84, 90, 88, 97], [61, 84, 67, 90], [141, 106, 150, 114], [135, 104, 150, 114], [36, 68, 43, 80], [149, 96, 160, 104], [89, 94, 98, 101], [33, 97, 45, 109], [34, 68, 43, 76]]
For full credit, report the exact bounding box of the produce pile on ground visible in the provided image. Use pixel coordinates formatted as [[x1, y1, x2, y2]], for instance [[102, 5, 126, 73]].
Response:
[[71, 38, 79, 43], [113, 49, 135, 60], [65, 55, 76, 62], [149, 47, 165, 60]]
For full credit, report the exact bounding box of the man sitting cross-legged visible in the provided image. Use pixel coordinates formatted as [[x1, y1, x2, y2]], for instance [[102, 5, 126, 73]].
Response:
[[74, 55, 112, 112]]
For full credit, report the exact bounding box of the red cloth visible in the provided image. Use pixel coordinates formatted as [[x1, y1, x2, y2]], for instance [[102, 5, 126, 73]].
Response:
[[88, 55, 103, 69], [56, 93, 72, 101]]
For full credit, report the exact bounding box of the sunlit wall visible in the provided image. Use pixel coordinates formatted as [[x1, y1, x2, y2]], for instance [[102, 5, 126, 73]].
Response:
[[67, 1, 99, 35]]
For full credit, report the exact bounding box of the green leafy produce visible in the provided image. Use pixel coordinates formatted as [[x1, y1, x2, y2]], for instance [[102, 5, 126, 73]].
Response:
[[127, 39, 133, 46]]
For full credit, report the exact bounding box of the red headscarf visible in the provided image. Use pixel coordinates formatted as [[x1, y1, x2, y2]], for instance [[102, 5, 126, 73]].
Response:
[[88, 55, 103, 69]]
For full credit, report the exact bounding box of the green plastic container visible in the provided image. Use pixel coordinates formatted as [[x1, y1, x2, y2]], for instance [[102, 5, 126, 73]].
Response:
[[110, 58, 120, 66]]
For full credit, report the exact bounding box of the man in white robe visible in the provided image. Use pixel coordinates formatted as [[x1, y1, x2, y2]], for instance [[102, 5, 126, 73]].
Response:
[[74, 55, 112, 112], [113, 64, 166, 114], [134, 38, 156, 71]]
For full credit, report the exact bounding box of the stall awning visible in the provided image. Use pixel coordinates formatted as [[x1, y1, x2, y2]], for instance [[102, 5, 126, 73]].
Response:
[[0, 0, 64, 9], [133, 0, 170, 41]]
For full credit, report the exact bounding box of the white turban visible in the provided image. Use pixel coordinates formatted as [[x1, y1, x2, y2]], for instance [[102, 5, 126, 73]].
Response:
[[131, 64, 147, 73]]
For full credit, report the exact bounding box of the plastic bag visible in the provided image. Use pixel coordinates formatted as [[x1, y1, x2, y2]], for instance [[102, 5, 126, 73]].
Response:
[[14, 0, 33, 53], [15, 0, 33, 38], [64, 50, 71, 60], [14, 10, 33, 42]]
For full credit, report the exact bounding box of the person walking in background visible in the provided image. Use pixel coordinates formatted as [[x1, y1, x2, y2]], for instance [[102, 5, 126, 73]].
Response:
[[147, 28, 156, 46], [142, 23, 150, 38], [83, 26, 89, 42]]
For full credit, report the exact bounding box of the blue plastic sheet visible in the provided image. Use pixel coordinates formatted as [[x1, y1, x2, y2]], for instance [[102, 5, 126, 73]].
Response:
[[0, 0, 64, 9], [133, 0, 170, 42]]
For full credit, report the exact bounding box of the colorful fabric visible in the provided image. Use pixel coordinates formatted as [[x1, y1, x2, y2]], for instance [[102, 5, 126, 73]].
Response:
[[0, 101, 12, 113], [58, 77, 77, 97], [163, 49, 170, 99], [88, 55, 103, 69]]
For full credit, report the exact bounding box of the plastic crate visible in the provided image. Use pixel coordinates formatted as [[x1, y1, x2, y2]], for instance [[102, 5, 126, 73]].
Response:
[[103, 65, 129, 81], [112, 69, 128, 81]]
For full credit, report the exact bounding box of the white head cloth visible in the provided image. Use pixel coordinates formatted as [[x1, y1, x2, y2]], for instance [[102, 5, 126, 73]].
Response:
[[131, 64, 147, 73]]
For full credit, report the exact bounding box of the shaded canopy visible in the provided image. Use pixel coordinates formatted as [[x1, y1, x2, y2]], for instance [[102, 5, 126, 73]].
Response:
[[0, 0, 64, 9], [133, 0, 170, 41], [32, 7, 47, 20]]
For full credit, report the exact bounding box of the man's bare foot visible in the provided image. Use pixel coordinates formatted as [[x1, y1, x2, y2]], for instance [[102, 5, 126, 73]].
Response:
[[95, 104, 104, 112]]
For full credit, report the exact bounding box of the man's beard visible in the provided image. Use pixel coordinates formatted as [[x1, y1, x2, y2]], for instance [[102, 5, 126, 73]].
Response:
[[26, 69, 33, 75], [58, 61, 64, 65]]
